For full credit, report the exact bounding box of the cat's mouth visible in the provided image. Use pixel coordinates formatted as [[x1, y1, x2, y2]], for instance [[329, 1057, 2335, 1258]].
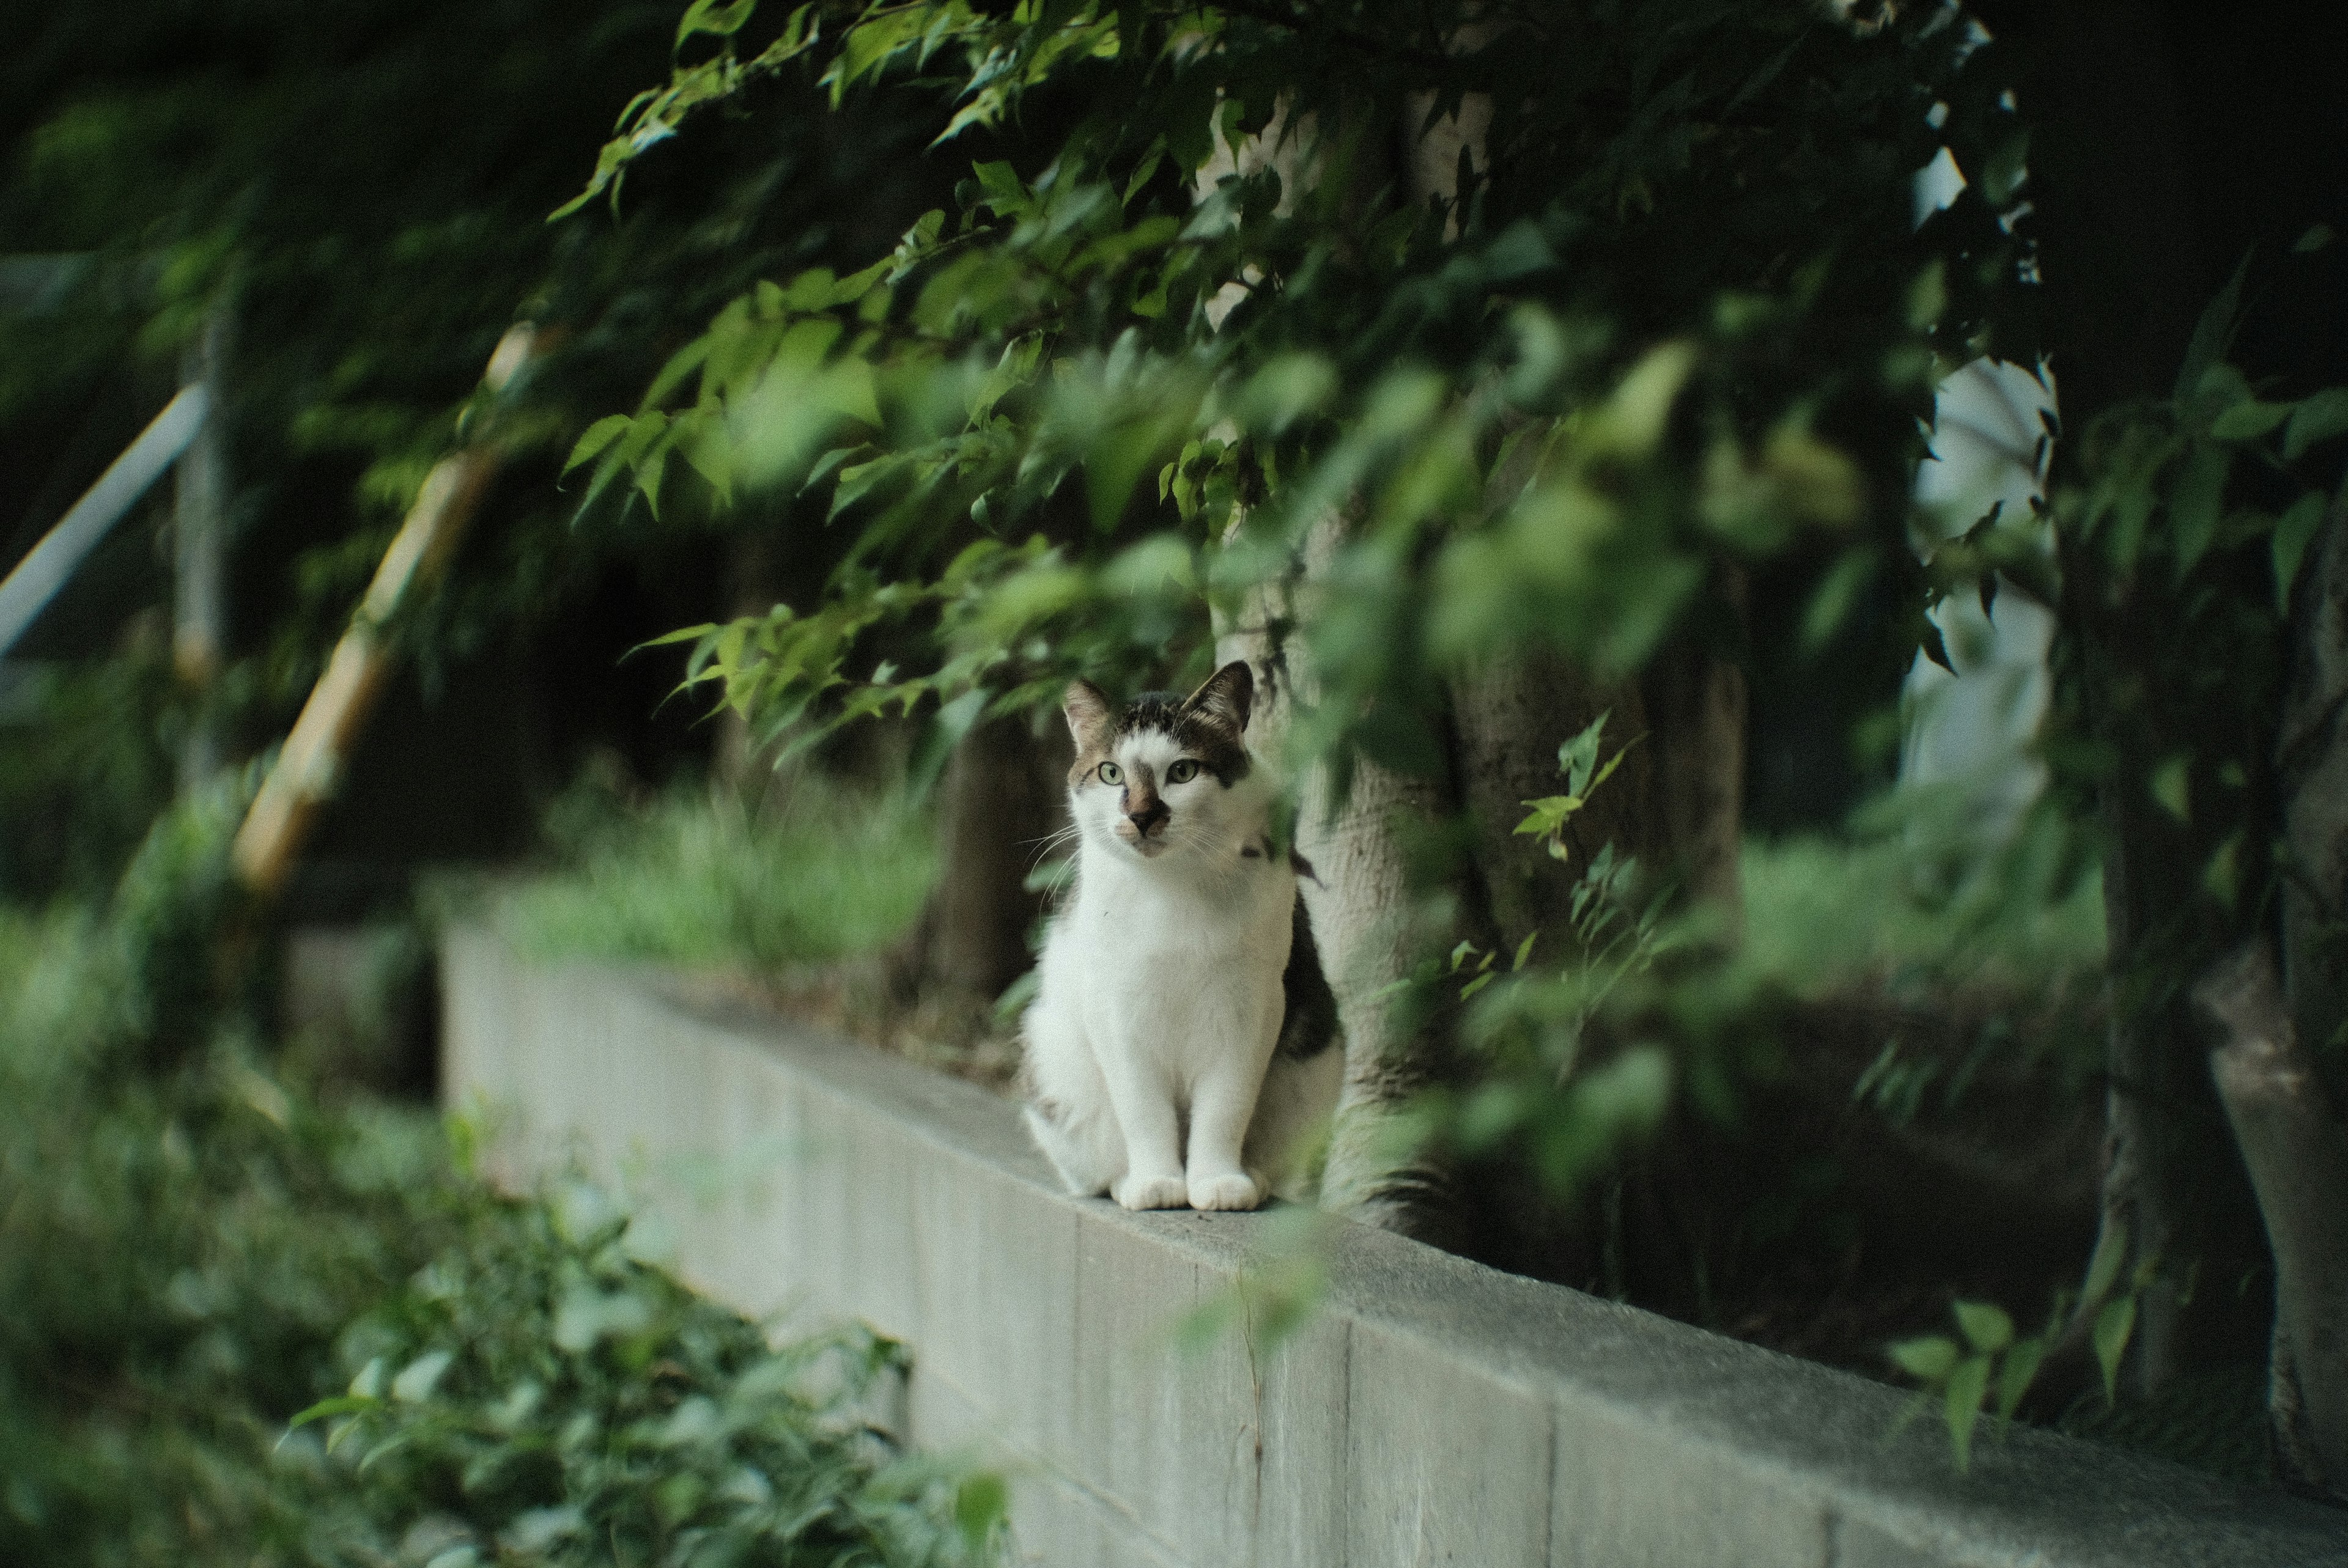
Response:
[[1114, 822, 1170, 856]]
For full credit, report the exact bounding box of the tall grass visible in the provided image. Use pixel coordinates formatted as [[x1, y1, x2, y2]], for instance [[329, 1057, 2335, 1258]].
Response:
[[499, 772, 937, 974], [1739, 828, 2106, 1000]]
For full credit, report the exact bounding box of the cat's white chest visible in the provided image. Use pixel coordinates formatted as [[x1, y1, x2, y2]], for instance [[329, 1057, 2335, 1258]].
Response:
[[1060, 855, 1291, 1068]]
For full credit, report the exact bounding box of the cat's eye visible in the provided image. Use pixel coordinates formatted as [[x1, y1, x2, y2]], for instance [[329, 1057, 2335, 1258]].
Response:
[[1166, 759, 1200, 784], [1098, 761, 1123, 784]]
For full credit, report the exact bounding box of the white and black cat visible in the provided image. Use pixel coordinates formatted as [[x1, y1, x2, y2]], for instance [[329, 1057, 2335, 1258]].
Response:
[[1021, 660, 1341, 1211]]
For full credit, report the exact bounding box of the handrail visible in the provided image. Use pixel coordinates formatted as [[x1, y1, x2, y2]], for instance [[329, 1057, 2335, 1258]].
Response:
[[0, 385, 210, 660], [230, 322, 542, 897]]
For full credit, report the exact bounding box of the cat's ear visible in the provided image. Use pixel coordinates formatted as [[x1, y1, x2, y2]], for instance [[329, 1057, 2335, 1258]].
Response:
[[1180, 660, 1253, 735], [1063, 679, 1114, 751]]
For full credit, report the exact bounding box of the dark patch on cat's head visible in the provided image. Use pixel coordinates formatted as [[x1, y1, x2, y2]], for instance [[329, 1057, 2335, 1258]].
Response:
[[1062, 661, 1255, 786]]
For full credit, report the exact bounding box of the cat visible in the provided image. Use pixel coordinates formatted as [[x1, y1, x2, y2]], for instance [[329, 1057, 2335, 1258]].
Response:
[[1021, 660, 1342, 1211]]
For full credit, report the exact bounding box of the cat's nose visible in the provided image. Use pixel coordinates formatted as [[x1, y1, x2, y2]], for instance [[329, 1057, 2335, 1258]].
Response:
[[1127, 800, 1168, 837]]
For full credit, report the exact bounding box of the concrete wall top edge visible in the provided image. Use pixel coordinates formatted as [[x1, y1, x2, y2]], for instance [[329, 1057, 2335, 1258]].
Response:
[[443, 929, 2348, 1567]]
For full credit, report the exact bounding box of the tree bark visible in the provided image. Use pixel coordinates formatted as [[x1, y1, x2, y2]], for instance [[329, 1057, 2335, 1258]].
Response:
[[1218, 510, 1471, 1244], [2281, 499, 2348, 1066], [895, 713, 1068, 1003], [2195, 942, 2348, 1497], [2015, 0, 2274, 1394]]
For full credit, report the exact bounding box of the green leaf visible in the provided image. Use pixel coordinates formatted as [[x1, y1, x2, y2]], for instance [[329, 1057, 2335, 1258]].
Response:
[[1918, 617, 1955, 674], [2210, 400, 2290, 441], [1945, 1355, 1990, 1471], [2081, 1217, 2129, 1308], [391, 1349, 454, 1404], [1886, 1334, 1958, 1383], [2295, 223, 2335, 254], [1512, 930, 1538, 971], [2174, 254, 2251, 405], [284, 1393, 378, 1433], [2149, 755, 2191, 822], [564, 414, 632, 473], [1801, 550, 1875, 652], [675, 0, 760, 49], [2168, 442, 2231, 577], [955, 1472, 1008, 1547], [2093, 1295, 2137, 1404], [2285, 389, 2348, 462], [1556, 712, 1611, 798], [2273, 490, 2328, 607], [1995, 1336, 2046, 1420], [1951, 1300, 2013, 1355]]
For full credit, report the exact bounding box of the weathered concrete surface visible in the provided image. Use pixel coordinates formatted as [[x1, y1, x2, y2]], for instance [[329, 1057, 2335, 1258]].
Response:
[[441, 929, 2348, 1567]]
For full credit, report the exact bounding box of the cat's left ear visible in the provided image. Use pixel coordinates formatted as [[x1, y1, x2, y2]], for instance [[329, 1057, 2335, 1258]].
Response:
[[1180, 660, 1253, 735], [1064, 679, 1114, 751]]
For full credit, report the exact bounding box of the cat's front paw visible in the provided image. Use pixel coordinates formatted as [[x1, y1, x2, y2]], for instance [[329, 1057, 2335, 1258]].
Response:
[[1113, 1173, 1192, 1210], [1187, 1171, 1263, 1212]]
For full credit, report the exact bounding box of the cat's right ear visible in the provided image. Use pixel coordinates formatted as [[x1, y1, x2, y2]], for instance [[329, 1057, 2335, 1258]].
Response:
[[1063, 679, 1113, 751]]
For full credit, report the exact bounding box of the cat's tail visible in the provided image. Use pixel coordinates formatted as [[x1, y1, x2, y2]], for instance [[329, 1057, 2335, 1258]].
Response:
[[1024, 1098, 1122, 1198], [1247, 1041, 1344, 1204]]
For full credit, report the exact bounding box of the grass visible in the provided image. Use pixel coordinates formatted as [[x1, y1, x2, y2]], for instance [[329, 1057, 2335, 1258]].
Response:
[[1738, 822, 2106, 1002], [498, 770, 938, 976]]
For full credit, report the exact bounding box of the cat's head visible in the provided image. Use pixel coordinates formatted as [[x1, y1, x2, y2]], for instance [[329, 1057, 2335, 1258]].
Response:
[[1062, 661, 1258, 862]]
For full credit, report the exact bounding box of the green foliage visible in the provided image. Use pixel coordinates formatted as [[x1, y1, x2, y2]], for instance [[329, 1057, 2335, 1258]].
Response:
[[1514, 711, 1637, 864], [2047, 280, 2348, 953], [1, 0, 963, 838], [565, 0, 2031, 776], [1888, 1298, 2047, 1473], [1883, 1215, 2169, 1474], [0, 898, 1000, 1567], [0, 904, 471, 1564], [0, 640, 185, 902], [500, 767, 938, 973], [1411, 730, 1687, 1194], [294, 1190, 999, 1567], [1738, 812, 2106, 1003]]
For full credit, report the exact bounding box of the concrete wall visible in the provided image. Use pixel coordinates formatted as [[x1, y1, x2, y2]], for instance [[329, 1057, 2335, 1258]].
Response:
[[440, 929, 2348, 1568]]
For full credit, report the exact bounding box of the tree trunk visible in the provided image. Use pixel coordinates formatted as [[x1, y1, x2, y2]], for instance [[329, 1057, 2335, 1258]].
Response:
[[2195, 942, 2348, 1496], [1201, 83, 1752, 1245], [2015, 0, 2273, 1395], [893, 713, 1068, 1003], [1217, 509, 1472, 1244], [2281, 499, 2348, 1067], [2255, 498, 2348, 1488], [2068, 614, 2272, 1395], [1639, 584, 1748, 929]]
